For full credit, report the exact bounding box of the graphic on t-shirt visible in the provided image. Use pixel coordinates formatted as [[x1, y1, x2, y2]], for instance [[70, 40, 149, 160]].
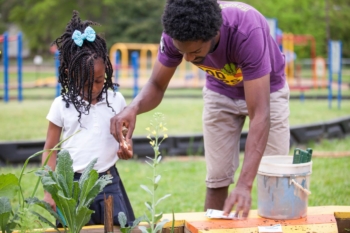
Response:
[[198, 63, 243, 86]]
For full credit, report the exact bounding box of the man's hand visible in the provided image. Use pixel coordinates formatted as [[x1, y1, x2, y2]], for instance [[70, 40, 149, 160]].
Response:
[[43, 192, 56, 211], [110, 106, 137, 143], [222, 185, 252, 219]]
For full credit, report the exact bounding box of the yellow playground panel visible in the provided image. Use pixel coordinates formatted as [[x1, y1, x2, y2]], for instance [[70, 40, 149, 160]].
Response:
[[109, 43, 204, 88]]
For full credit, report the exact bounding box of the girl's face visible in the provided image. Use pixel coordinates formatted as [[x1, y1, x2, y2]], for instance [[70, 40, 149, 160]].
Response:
[[83, 58, 105, 104]]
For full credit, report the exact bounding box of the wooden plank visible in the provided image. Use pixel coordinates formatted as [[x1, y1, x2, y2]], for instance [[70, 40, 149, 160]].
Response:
[[185, 214, 336, 231], [192, 223, 337, 233], [38, 206, 350, 233]]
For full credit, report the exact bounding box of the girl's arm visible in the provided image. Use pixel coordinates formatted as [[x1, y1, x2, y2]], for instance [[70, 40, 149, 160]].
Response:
[[42, 121, 62, 211], [42, 121, 62, 170]]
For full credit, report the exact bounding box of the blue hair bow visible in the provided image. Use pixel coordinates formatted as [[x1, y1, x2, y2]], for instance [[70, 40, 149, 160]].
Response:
[[72, 26, 96, 47]]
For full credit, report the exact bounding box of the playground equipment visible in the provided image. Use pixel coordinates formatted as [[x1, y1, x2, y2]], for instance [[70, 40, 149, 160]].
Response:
[[109, 42, 202, 88], [113, 50, 139, 98], [131, 51, 139, 98], [109, 43, 158, 78], [282, 33, 326, 89], [54, 50, 61, 97], [328, 40, 343, 109], [1, 32, 23, 102]]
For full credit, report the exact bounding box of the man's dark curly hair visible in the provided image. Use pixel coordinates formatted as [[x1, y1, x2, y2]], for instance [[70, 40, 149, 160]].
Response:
[[53, 10, 116, 123], [162, 0, 222, 42]]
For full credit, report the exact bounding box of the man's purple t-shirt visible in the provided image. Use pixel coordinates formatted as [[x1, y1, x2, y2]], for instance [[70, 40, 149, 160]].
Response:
[[158, 1, 286, 100]]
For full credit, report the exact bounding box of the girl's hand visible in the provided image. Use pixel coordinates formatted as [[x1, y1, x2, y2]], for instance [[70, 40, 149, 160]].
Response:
[[43, 192, 56, 211]]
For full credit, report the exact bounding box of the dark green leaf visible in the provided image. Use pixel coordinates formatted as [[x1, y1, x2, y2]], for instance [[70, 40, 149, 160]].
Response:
[[57, 174, 70, 198], [0, 212, 11, 233], [83, 175, 112, 208], [56, 150, 74, 197], [56, 192, 76, 231], [78, 158, 97, 190], [72, 182, 80, 203], [74, 206, 94, 233], [0, 198, 11, 215], [78, 170, 99, 208], [0, 197, 11, 233]]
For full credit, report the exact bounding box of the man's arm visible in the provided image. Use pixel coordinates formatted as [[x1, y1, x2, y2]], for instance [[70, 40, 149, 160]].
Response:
[[110, 59, 177, 144], [129, 59, 177, 114], [223, 74, 270, 218]]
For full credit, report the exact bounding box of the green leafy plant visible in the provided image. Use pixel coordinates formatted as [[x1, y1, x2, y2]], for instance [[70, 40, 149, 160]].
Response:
[[118, 212, 144, 233], [29, 150, 113, 233], [137, 112, 172, 233], [0, 174, 18, 233], [0, 134, 75, 233]]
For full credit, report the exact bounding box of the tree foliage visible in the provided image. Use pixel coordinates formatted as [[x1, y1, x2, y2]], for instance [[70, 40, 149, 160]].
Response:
[[0, 0, 349, 57], [244, 0, 350, 57]]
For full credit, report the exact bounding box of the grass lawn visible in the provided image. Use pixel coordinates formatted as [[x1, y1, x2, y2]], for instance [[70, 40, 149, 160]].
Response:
[[1, 85, 350, 100], [1, 97, 350, 141]]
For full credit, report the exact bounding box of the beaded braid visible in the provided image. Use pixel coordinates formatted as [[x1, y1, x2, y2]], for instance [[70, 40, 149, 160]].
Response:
[[53, 10, 116, 124]]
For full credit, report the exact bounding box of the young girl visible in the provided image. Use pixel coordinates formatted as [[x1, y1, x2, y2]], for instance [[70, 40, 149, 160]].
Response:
[[42, 11, 135, 226]]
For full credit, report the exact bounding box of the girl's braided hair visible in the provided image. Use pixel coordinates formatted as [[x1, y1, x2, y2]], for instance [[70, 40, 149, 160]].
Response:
[[53, 10, 116, 123]]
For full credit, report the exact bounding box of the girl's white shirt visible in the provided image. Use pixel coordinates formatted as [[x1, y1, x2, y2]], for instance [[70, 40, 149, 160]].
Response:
[[47, 90, 126, 173]]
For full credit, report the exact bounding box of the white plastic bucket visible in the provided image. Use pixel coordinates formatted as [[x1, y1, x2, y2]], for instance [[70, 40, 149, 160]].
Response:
[[257, 156, 312, 220]]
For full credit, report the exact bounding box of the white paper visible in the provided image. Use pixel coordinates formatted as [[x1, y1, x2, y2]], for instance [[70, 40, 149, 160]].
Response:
[[258, 224, 283, 233], [205, 209, 238, 219]]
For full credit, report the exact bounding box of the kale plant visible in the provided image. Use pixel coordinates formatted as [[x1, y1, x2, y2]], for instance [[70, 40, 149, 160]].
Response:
[[28, 150, 112, 233]]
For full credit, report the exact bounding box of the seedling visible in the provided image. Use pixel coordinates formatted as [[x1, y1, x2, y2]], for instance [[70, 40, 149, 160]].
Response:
[[138, 112, 172, 233]]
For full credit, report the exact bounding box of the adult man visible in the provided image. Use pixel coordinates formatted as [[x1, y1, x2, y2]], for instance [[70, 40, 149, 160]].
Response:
[[111, 0, 290, 218]]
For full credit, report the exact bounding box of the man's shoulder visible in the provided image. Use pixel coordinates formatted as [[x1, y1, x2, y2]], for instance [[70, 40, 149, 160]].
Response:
[[219, 1, 254, 13], [219, 1, 266, 35]]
